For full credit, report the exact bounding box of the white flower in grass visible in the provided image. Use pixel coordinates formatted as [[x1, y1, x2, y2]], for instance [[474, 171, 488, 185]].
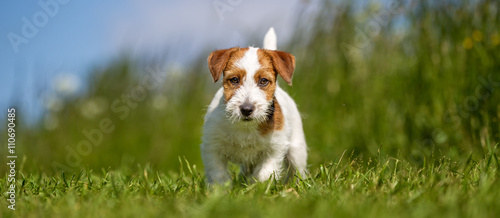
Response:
[[80, 97, 108, 119], [53, 74, 80, 97], [152, 95, 168, 110]]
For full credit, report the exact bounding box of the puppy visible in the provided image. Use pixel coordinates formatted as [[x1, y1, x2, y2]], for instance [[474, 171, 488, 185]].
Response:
[[201, 28, 307, 184]]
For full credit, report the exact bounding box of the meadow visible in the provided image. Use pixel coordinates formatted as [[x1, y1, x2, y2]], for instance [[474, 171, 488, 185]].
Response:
[[1, 0, 500, 217]]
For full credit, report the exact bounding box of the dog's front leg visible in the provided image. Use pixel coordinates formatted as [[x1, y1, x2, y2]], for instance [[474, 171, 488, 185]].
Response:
[[201, 147, 230, 184], [252, 155, 284, 182]]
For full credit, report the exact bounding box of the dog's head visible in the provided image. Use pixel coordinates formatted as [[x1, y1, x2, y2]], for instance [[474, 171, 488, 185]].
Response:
[[208, 47, 295, 123]]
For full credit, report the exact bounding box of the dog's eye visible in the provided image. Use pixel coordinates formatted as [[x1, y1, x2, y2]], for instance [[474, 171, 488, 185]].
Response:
[[229, 77, 239, 84], [259, 78, 269, 86]]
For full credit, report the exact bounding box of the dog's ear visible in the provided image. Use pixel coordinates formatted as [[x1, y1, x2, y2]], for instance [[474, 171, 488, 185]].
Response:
[[207, 47, 239, 83], [265, 50, 295, 85]]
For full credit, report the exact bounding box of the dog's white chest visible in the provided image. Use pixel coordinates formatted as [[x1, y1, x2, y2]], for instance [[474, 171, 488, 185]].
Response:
[[218, 125, 272, 163]]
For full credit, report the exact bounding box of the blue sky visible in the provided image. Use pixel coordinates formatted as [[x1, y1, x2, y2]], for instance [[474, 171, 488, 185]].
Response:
[[0, 0, 313, 124]]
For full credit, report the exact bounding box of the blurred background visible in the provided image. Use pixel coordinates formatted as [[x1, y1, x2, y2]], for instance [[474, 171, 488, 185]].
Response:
[[0, 0, 499, 174]]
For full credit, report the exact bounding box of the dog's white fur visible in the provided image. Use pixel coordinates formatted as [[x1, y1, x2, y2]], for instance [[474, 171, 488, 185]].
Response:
[[201, 28, 307, 184]]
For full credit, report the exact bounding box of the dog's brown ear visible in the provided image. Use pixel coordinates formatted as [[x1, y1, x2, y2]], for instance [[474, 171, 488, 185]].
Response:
[[265, 50, 295, 85], [207, 47, 239, 83]]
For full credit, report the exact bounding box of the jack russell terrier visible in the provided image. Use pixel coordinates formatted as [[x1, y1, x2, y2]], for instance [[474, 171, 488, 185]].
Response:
[[201, 27, 307, 184]]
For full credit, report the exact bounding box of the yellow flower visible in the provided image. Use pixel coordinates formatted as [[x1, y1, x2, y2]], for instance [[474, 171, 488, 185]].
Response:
[[463, 37, 473, 49], [492, 33, 500, 46], [472, 30, 483, 42]]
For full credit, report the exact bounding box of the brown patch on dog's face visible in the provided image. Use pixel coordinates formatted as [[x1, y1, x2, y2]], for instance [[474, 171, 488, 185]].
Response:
[[255, 49, 277, 101], [222, 67, 245, 102], [258, 99, 284, 135], [208, 47, 239, 83], [260, 49, 295, 85], [217, 48, 249, 102]]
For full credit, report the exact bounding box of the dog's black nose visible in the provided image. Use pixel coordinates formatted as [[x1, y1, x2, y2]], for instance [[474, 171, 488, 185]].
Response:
[[240, 102, 255, 117]]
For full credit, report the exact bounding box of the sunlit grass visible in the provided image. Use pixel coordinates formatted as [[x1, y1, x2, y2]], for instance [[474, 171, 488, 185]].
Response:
[[2, 152, 500, 217]]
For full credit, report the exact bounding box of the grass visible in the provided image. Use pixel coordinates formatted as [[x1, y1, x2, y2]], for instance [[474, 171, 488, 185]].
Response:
[[2, 151, 500, 217]]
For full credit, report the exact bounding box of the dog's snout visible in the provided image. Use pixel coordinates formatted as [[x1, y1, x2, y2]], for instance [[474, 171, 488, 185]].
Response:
[[240, 102, 255, 117]]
